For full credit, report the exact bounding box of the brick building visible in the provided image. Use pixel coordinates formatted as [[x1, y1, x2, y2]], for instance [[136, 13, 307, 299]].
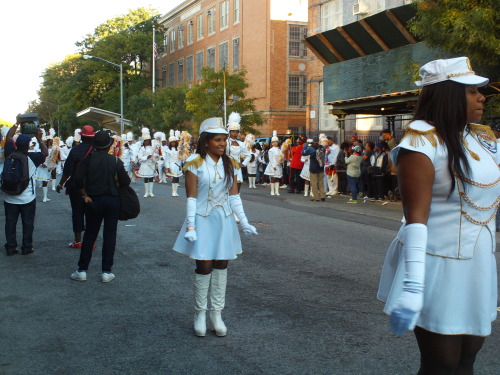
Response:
[[155, 0, 308, 136], [305, 0, 415, 142]]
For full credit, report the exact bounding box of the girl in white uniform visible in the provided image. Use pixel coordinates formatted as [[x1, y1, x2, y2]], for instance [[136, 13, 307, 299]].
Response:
[[226, 112, 250, 190], [137, 128, 159, 197], [173, 117, 257, 338], [165, 130, 183, 197], [264, 131, 283, 196], [35, 133, 53, 202], [377, 57, 499, 373], [244, 134, 259, 188], [300, 141, 312, 197]]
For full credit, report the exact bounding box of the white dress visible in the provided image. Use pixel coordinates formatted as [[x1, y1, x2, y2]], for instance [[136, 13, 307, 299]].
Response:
[[378, 121, 499, 336], [264, 147, 283, 178], [246, 150, 260, 175], [173, 154, 242, 260], [165, 147, 183, 178], [137, 145, 156, 178], [35, 148, 52, 181], [227, 139, 250, 183], [300, 155, 310, 181]]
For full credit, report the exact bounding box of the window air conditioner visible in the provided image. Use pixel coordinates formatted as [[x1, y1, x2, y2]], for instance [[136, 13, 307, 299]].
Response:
[[353, 2, 369, 16]]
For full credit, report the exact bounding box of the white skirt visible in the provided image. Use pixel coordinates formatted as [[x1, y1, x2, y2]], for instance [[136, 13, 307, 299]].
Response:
[[264, 164, 282, 178], [173, 206, 243, 260], [137, 162, 155, 178], [166, 161, 183, 178], [35, 166, 51, 181], [300, 165, 310, 181], [378, 225, 497, 336]]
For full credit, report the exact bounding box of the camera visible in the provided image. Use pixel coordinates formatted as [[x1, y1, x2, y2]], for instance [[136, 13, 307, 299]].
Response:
[[16, 113, 40, 135]]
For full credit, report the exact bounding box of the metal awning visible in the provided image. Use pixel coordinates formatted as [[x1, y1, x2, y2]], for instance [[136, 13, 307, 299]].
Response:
[[76, 107, 132, 134], [305, 4, 419, 65]]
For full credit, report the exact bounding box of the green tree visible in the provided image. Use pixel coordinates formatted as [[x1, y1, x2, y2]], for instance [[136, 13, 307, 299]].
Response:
[[185, 67, 264, 134], [409, 0, 500, 118]]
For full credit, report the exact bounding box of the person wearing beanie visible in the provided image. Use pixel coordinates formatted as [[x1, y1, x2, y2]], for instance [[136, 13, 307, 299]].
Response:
[[2, 124, 48, 255], [57, 125, 95, 248], [378, 57, 498, 373], [301, 136, 326, 201], [70, 131, 131, 283]]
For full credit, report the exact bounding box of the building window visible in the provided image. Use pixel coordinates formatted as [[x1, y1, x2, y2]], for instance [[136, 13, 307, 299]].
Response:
[[197, 14, 204, 41], [178, 59, 184, 83], [320, 1, 343, 32], [170, 29, 176, 53], [178, 26, 184, 49], [208, 8, 216, 35], [163, 33, 168, 54], [186, 55, 194, 82], [187, 20, 194, 45], [219, 42, 228, 69], [288, 75, 307, 107], [289, 25, 307, 58], [196, 51, 204, 79], [220, 1, 229, 29], [232, 38, 240, 71], [169, 62, 175, 85], [155, 68, 159, 88], [207, 47, 216, 69], [161, 66, 167, 88], [234, 0, 240, 24], [319, 82, 337, 131]]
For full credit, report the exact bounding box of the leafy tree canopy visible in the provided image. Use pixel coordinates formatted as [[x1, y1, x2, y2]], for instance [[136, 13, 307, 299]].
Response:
[[185, 67, 264, 135]]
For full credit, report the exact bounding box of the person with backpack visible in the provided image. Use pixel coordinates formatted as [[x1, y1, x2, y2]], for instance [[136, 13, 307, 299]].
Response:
[[302, 136, 326, 202], [2, 124, 48, 255]]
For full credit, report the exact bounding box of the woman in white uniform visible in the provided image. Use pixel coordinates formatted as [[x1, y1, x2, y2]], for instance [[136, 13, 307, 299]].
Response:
[[137, 128, 158, 198], [244, 134, 259, 188], [173, 117, 257, 338], [165, 130, 183, 197], [300, 139, 312, 197], [226, 112, 250, 191], [35, 133, 53, 202], [264, 131, 283, 196], [377, 57, 499, 374]]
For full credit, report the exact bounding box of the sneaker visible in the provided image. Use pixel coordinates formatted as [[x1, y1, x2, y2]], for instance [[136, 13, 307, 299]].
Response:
[[71, 270, 87, 281], [69, 241, 82, 248], [347, 199, 357, 204], [102, 272, 115, 283]]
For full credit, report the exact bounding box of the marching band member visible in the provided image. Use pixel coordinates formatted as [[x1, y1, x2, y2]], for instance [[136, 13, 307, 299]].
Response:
[[173, 117, 258, 337], [153, 132, 164, 183], [264, 131, 283, 196], [300, 140, 313, 197], [0, 126, 9, 174], [165, 130, 182, 197], [47, 132, 61, 191], [244, 134, 259, 188], [226, 112, 251, 191], [137, 128, 157, 198], [35, 129, 53, 202], [125, 132, 139, 183]]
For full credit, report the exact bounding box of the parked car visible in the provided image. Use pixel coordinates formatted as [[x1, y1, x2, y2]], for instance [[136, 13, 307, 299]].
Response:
[[255, 134, 297, 146]]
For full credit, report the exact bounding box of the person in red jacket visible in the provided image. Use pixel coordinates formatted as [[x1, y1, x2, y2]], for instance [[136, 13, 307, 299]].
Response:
[[288, 136, 306, 193]]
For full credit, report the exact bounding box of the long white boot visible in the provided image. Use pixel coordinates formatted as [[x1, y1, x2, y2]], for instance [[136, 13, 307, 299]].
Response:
[[149, 181, 155, 197], [304, 184, 309, 197], [251, 177, 256, 188], [209, 269, 227, 337], [143, 182, 149, 198], [172, 183, 179, 197], [194, 273, 211, 337], [51, 179, 56, 191], [42, 186, 50, 202], [274, 182, 280, 196], [270, 182, 275, 196]]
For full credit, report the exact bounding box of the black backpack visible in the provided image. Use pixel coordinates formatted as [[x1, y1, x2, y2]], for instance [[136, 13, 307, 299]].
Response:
[[1, 151, 32, 195]]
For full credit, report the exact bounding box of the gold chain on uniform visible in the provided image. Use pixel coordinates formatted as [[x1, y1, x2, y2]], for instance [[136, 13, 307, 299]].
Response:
[[460, 192, 500, 211], [461, 207, 499, 226]]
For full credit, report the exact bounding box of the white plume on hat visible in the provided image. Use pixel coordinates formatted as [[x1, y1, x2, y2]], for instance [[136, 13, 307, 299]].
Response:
[[227, 112, 241, 131], [41, 128, 47, 141], [121, 134, 126, 140], [168, 129, 177, 142], [175, 130, 181, 139], [65, 136, 74, 147], [153, 131, 162, 140], [74, 128, 82, 142], [244, 134, 255, 150], [126, 132, 134, 141], [271, 130, 279, 143], [47, 128, 56, 140], [161, 132, 166, 142], [319, 133, 328, 147], [141, 127, 151, 141]]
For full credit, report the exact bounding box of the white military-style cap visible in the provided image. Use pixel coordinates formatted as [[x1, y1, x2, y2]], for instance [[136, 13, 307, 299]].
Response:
[[415, 57, 488, 87], [199, 117, 228, 135], [126, 132, 134, 141]]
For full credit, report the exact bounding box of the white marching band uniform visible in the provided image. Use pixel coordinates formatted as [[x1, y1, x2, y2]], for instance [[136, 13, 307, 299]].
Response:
[[226, 112, 250, 183], [378, 121, 499, 336], [137, 128, 159, 197]]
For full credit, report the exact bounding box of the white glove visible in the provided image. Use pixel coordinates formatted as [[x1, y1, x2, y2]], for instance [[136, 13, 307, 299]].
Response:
[[184, 197, 197, 242], [389, 223, 427, 336], [228, 194, 258, 237]]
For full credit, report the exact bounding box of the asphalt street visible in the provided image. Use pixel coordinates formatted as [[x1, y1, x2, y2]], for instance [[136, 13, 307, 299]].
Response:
[[1, 180, 499, 375]]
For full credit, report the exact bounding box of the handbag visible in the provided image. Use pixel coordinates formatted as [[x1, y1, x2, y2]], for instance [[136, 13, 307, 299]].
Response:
[[115, 158, 140, 221]]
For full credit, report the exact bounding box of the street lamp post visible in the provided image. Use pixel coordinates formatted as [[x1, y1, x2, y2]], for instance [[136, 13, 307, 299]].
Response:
[[83, 55, 124, 135]]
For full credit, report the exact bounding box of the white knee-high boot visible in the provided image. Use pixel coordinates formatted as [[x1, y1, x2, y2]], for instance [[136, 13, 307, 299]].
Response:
[[143, 182, 149, 198], [209, 269, 227, 337], [172, 183, 179, 197], [194, 273, 211, 337], [270, 182, 275, 195], [251, 177, 256, 188], [42, 186, 50, 202], [51, 179, 56, 191], [148, 181, 155, 197], [274, 182, 280, 196], [304, 184, 309, 197]]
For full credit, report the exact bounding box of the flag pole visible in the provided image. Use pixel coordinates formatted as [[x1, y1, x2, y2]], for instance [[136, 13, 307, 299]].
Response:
[[152, 26, 156, 93]]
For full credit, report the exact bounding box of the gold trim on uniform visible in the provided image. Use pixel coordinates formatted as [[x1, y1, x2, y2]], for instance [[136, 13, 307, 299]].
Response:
[[461, 207, 498, 226], [230, 157, 241, 170], [183, 155, 203, 171], [401, 127, 442, 148]]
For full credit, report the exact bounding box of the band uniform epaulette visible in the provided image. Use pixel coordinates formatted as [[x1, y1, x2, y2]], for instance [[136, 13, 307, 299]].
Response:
[[230, 157, 241, 170], [183, 155, 203, 171], [401, 127, 442, 148]]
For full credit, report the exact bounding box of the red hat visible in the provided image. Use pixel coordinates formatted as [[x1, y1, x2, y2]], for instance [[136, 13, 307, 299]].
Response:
[[298, 136, 307, 144], [80, 125, 95, 137], [351, 135, 358, 140]]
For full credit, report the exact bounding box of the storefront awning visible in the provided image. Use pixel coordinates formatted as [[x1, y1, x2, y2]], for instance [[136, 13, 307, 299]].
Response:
[[76, 107, 132, 134]]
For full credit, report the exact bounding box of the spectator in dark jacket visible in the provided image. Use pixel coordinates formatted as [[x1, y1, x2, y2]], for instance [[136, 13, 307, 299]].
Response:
[[302, 136, 326, 201], [70, 131, 131, 283], [335, 142, 349, 195], [3, 125, 47, 255]]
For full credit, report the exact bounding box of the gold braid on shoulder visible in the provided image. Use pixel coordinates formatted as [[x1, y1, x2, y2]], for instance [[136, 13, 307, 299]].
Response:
[[230, 157, 241, 170], [468, 124, 497, 143], [401, 127, 442, 148], [182, 155, 203, 171]]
